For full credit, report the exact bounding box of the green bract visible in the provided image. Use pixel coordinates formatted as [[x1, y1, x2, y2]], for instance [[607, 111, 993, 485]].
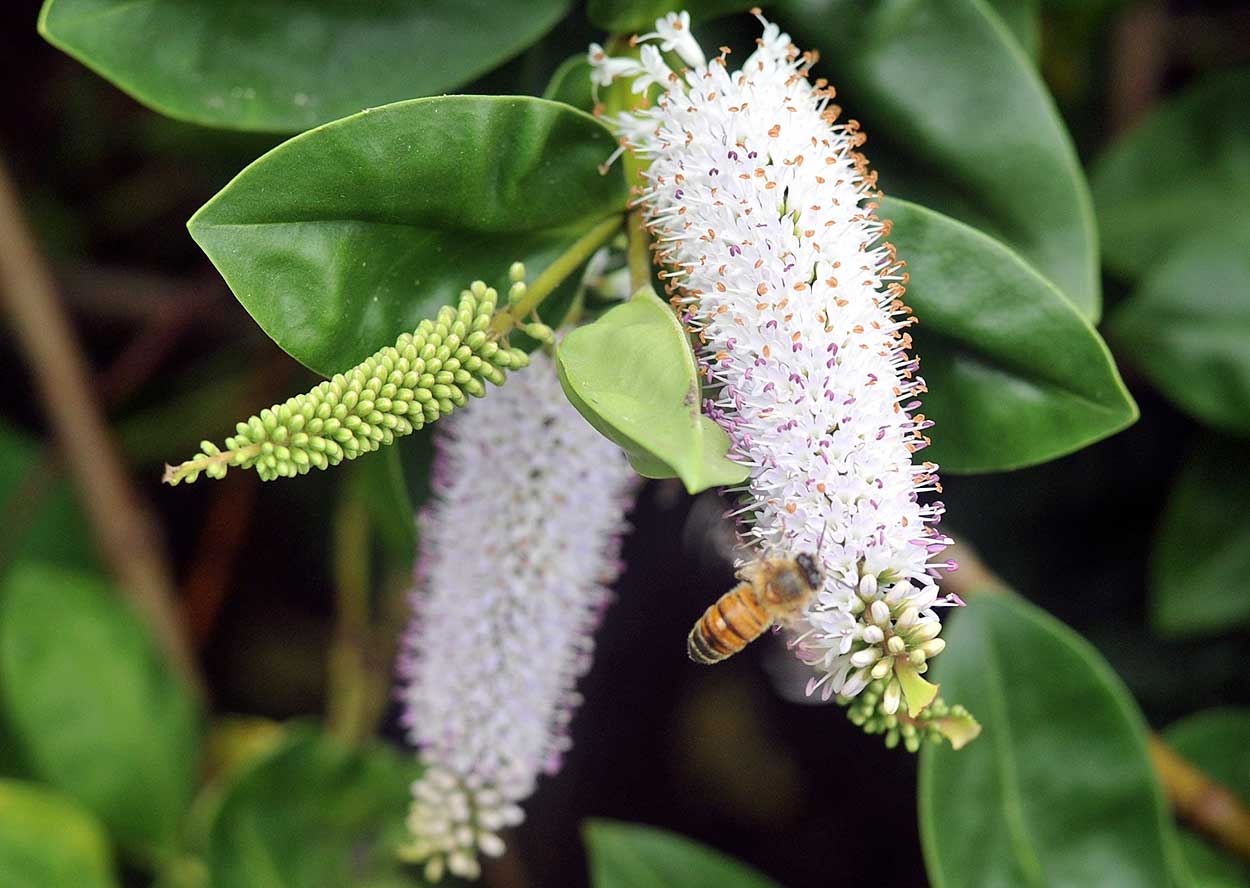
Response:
[[842, 681, 981, 752], [780, 0, 1100, 320], [188, 95, 628, 375], [556, 287, 748, 494], [164, 285, 528, 484], [584, 820, 782, 888], [38, 0, 569, 132], [919, 594, 1188, 888], [886, 198, 1137, 473]]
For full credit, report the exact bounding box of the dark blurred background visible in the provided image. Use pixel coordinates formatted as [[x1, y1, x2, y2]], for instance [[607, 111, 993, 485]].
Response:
[[3, 2, 1250, 886]]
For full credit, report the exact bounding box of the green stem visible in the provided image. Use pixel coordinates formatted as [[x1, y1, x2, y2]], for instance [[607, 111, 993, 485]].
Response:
[[490, 215, 623, 335], [625, 208, 652, 294], [326, 470, 373, 745], [162, 444, 261, 485]]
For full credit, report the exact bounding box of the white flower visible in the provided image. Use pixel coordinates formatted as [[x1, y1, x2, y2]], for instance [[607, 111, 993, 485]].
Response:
[[637, 11, 705, 68], [592, 11, 955, 713], [396, 352, 637, 881]]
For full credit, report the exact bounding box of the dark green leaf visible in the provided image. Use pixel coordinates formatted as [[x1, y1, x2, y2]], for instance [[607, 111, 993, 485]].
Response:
[[918, 593, 1188, 888], [985, 0, 1041, 59], [0, 564, 202, 853], [584, 819, 781, 888], [208, 726, 424, 888], [189, 95, 628, 376], [1151, 435, 1250, 638], [586, 0, 756, 33], [1178, 835, 1250, 888], [1163, 708, 1250, 887], [1092, 69, 1250, 280], [0, 422, 97, 572], [1110, 229, 1250, 437], [887, 198, 1136, 473], [38, 0, 569, 132], [780, 0, 1100, 319], [557, 287, 748, 493], [0, 780, 119, 888]]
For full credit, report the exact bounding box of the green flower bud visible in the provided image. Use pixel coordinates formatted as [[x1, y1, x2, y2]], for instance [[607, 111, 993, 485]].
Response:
[[164, 281, 528, 485]]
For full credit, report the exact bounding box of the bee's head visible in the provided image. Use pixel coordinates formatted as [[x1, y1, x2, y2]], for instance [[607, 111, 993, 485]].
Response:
[[795, 552, 823, 591]]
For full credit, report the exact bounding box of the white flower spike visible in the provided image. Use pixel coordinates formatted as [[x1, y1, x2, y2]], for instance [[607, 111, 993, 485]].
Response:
[[396, 351, 637, 881], [591, 10, 956, 714]]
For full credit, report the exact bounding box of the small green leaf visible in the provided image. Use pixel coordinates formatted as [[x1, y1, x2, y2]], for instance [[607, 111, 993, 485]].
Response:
[[919, 593, 1189, 888], [0, 564, 202, 854], [0, 780, 119, 888], [38, 0, 569, 132], [1110, 229, 1250, 437], [544, 56, 595, 114], [208, 726, 424, 888], [781, 0, 1100, 319], [1163, 708, 1250, 887], [584, 819, 782, 888], [1151, 434, 1250, 638], [1092, 69, 1250, 280], [586, 0, 756, 33], [557, 287, 748, 493], [189, 95, 628, 376], [886, 198, 1137, 473]]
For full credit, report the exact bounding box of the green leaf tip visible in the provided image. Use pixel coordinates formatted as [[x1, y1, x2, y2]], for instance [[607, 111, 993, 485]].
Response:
[[841, 678, 981, 753], [164, 280, 530, 485]]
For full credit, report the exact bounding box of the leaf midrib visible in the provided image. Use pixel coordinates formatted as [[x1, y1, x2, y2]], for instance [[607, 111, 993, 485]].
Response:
[[981, 620, 1048, 886]]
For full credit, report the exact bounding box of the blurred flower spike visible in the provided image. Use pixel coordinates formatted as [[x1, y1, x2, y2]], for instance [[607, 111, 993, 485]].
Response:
[[591, 10, 958, 719], [396, 352, 637, 881]]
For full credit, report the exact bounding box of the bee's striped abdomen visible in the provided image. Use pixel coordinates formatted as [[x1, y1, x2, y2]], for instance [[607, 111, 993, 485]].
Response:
[[687, 583, 772, 664]]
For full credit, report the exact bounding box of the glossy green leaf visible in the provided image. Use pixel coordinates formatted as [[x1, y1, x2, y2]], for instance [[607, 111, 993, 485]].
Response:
[[584, 819, 781, 888], [780, 0, 1100, 319], [189, 95, 628, 376], [918, 593, 1188, 888], [1151, 435, 1250, 637], [544, 56, 596, 114], [38, 0, 569, 132], [985, 0, 1041, 59], [1164, 709, 1250, 888], [1092, 69, 1250, 280], [208, 726, 424, 888], [557, 287, 748, 493], [0, 564, 202, 853], [1110, 229, 1250, 437], [0, 780, 119, 888], [586, 0, 756, 33], [886, 198, 1136, 473]]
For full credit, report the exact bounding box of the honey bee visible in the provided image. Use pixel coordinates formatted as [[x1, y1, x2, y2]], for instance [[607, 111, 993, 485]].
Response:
[[687, 552, 824, 665]]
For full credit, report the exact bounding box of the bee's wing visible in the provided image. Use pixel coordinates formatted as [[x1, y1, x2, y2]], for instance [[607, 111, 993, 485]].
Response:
[[681, 491, 751, 577]]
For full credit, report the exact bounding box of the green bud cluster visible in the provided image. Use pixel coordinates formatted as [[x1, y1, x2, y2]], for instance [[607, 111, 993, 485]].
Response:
[[164, 282, 529, 484], [840, 679, 981, 752]]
